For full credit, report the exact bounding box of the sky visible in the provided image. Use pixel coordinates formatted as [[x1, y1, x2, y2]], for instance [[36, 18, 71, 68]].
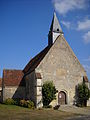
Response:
[[0, 0, 90, 80]]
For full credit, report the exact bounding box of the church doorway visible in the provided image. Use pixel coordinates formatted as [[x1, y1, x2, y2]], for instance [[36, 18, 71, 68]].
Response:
[[58, 91, 67, 105]]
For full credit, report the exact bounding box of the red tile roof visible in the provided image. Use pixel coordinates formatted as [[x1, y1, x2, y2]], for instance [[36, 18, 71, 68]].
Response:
[[23, 46, 50, 74], [0, 78, 2, 87], [3, 69, 25, 86]]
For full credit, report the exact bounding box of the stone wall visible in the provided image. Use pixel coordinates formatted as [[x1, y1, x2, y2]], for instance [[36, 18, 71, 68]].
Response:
[[3, 86, 25, 101], [25, 71, 36, 105], [87, 99, 90, 106], [87, 82, 90, 106], [25, 71, 43, 108], [36, 78, 43, 108], [36, 35, 87, 106]]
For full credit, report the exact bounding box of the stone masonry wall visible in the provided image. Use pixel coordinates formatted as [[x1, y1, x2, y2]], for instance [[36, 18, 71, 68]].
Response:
[[25, 71, 43, 108], [36, 35, 87, 105], [3, 86, 25, 101], [36, 78, 43, 108], [25, 71, 36, 105]]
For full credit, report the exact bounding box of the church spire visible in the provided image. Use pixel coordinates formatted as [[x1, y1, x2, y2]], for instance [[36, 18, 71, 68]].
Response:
[[50, 12, 63, 33], [48, 12, 63, 46]]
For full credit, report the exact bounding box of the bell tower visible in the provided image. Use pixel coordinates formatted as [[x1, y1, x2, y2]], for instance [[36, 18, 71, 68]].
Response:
[[48, 12, 63, 46]]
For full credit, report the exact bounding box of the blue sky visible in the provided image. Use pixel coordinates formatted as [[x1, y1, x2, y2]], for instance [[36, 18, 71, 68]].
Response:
[[0, 0, 90, 80]]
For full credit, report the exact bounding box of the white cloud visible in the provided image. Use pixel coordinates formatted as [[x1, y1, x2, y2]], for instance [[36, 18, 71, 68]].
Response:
[[83, 56, 90, 62], [76, 19, 90, 44], [61, 21, 71, 29], [52, 0, 86, 15], [83, 31, 90, 44], [77, 19, 90, 31]]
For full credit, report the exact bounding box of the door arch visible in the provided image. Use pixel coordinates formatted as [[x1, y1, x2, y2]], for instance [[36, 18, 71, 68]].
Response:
[[58, 91, 67, 105]]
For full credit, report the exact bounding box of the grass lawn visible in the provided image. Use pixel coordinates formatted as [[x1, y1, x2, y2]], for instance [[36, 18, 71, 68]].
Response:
[[0, 104, 77, 120]]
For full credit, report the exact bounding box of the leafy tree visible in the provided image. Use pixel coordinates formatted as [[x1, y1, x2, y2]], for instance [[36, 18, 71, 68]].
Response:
[[42, 81, 58, 106], [77, 82, 90, 107]]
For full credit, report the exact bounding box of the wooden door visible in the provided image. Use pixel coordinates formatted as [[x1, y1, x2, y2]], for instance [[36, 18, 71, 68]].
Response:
[[58, 91, 66, 105]]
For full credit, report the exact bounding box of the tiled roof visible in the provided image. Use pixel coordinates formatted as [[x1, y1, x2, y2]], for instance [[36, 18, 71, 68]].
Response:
[[23, 46, 50, 74], [0, 78, 2, 87], [3, 69, 25, 86]]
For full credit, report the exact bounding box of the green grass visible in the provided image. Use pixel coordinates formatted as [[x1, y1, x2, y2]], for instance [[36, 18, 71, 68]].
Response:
[[0, 104, 76, 120]]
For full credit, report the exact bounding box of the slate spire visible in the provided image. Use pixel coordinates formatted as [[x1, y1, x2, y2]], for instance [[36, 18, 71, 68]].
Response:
[[50, 12, 63, 33], [48, 12, 63, 46]]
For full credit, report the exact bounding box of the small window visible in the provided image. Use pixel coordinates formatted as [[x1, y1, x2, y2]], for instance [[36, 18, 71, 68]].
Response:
[[57, 28, 59, 31]]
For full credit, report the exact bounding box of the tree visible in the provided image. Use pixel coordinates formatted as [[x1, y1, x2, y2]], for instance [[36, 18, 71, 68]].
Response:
[[77, 82, 90, 107], [42, 81, 58, 106]]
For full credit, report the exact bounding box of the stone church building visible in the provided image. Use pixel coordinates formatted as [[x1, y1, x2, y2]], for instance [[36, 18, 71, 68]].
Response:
[[0, 12, 89, 107]]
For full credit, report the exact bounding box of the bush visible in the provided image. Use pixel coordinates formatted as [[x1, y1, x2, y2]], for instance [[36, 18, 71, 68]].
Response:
[[27, 100, 35, 109], [3, 98, 35, 109], [20, 99, 35, 109], [42, 81, 58, 106], [13, 98, 20, 105], [76, 82, 90, 107], [20, 99, 27, 107], [47, 105, 52, 108], [44, 105, 52, 108], [4, 98, 15, 105]]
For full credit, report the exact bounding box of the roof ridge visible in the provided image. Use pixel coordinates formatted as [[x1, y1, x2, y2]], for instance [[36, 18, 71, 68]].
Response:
[[23, 46, 50, 74]]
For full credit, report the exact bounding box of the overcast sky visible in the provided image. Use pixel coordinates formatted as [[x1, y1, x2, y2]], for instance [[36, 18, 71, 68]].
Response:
[[0, 0, 90, 79]]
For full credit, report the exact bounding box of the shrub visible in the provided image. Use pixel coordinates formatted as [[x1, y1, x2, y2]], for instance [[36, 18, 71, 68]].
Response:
[[3, 98, 35, 109], [27, 100, 35, 109], [44, 105, 52, 108], [13, 98, 20, 105], [76, 82, 90, 107], [47, 105, 52, 108], [4, 98, 15, 105], [20, 99, 35, 109], [20, 99, 27, 107], [42, 81, 58, 106]]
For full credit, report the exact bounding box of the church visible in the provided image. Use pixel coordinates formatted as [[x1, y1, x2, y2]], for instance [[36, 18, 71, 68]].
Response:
[[0, 12, 89, 108]]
